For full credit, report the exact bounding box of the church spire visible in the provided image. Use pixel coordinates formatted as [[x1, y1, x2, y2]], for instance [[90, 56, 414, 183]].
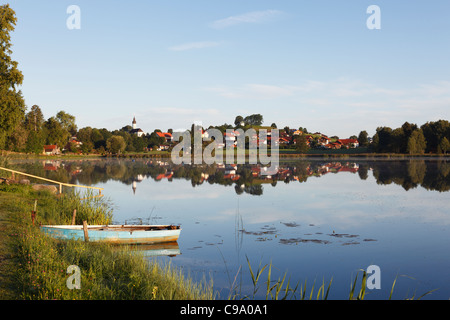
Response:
[[132, 116, 136, 129]]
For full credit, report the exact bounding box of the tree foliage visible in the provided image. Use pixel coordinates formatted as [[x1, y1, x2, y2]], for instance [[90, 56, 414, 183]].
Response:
[[0, 4, 26, 148], [106, 135, 126, 154]]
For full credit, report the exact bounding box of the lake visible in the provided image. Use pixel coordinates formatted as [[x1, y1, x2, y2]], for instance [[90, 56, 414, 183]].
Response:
[[9, 157, 450, 300]]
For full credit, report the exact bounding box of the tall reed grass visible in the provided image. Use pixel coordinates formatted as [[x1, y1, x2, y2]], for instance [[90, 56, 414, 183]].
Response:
[[227, 257, 436, 300]]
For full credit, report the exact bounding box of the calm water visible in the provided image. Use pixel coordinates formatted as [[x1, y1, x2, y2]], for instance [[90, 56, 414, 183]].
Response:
[[10, 158, 450, 299]]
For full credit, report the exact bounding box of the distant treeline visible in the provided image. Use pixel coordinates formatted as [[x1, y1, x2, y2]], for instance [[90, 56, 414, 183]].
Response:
[[372, 120, 450, 154]]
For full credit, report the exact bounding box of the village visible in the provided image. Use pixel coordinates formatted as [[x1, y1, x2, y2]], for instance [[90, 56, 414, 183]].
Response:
[[42, 116, 361, 155]]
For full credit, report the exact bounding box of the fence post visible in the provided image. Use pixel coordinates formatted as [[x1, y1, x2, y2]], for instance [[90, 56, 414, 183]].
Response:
[[72, 209, 77, 225], [31, 199, 37, 225], [83, 221, 89, 242]]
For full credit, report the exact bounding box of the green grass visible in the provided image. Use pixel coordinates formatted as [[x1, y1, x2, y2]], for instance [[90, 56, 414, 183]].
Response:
[[0, 184, 214, 300]]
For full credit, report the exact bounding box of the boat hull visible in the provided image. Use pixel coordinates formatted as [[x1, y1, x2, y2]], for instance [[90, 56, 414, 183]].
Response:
[[40, 225, 181, 245]]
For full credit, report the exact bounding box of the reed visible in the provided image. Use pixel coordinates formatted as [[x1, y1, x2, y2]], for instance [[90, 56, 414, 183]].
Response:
[[238, 258, 436, 300], [226, 256, 333, 300]]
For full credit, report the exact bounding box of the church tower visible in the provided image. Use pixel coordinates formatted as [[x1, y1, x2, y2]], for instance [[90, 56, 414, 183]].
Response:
[[132, 116, 137, 130]]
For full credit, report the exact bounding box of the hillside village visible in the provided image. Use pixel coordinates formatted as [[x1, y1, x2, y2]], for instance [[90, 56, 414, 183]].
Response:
[[42, 116, 361, 155]]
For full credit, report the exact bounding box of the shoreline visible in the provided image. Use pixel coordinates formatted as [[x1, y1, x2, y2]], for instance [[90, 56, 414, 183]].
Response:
[[3, 150, 450, 161]]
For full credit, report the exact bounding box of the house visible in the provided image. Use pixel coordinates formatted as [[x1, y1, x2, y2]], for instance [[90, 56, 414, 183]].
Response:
[[156, 145, 170, 151], [326, 142, 342, 149], [224, 130, 240, 146], [156, 131, 173, 143], [65, 136, 83, 151], [337, 139, 359, 148], [318, 136, 331, 146], [43, 145, 61, 155], [278, 137, 291, 145]]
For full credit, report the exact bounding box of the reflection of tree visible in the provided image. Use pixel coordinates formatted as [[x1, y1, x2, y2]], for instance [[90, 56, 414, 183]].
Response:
[[358, 163, 369, 180], [371, 160, 450, 192], [10, 158, 450, 195]]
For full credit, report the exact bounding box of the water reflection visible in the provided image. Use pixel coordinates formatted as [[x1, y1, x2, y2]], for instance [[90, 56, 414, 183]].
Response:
[[8, 157, 450, 299], [11, 158, 450, 193]]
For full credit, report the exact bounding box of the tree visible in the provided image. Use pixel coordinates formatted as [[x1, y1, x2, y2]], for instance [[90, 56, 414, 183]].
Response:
[[406, 130, 427, 154], [298, 127, 308, 134], [358, 130, 369, 147], [106, 135, 126, 154], [391, 128, 404, 153], [372, 127, 393, 153], [56, 110, 77, 136], [421, 120, 450, 153], [44, 116, 70, 148], [23, 105, 45, 153], [7, 121, 27, 152], [243, 114, 263, 126], [26, 130, 44, 154], [0, 5, 26, 148], [295, 135, 309, 153], [234, 115, 244, 126], [438, 137, 450, 154], [24, 105, 44, 133]]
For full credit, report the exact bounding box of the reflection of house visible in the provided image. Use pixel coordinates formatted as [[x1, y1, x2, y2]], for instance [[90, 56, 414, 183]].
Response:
[[43, 160, 61, 170], [155, 172, 173, 181], [43, 145, 60, 155]]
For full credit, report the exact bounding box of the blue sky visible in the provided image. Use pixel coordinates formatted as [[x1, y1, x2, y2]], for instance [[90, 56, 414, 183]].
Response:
[[4, 0, 450, 137]]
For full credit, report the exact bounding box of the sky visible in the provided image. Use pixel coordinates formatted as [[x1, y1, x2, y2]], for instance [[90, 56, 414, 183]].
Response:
[[4, 0, 450, 138]]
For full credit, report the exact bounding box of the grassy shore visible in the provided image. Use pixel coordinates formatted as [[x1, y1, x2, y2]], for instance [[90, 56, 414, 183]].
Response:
[[0, 183, 214, 300], [4, 148, 450, 161]]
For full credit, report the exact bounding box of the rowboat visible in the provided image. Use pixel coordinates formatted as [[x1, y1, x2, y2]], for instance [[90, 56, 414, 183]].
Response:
[[40, 224, 181, 245]]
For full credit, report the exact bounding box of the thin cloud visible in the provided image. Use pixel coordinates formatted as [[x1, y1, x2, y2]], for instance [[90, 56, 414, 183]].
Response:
[[168, 41, 221, 51], [211, 10, 284, 29]]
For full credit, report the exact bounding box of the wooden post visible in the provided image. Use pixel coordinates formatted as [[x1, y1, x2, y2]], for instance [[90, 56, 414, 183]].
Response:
[[31, 199, 37, 225], [71, 209, 77, 225], [83, 221, 89, 242]]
